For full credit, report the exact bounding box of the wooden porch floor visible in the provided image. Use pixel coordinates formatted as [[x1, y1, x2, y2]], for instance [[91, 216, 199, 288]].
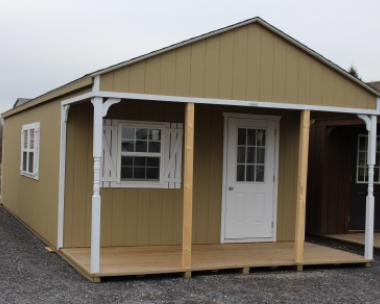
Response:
[[60, 242, 368, 281], [326, 233, 380, 249]]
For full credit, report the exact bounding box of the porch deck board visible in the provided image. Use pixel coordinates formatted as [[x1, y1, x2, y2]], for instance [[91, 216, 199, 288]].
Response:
[[60, 242, 368, 278], [326, 233, 380, 249]]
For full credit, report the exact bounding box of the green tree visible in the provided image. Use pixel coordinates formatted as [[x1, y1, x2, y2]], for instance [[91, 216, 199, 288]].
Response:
[[348, 65, 360, 79]]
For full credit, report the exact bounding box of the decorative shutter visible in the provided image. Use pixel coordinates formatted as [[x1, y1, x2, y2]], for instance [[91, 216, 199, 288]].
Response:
[[164, 123, 183, 189], [102, 120, 119, 186]]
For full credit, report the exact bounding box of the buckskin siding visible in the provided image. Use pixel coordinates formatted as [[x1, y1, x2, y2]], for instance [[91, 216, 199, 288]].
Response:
[[99, 23, 376, 110], [63, 101, 299, 247]]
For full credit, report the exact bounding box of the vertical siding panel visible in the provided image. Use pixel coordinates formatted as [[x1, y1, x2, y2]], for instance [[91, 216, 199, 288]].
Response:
[[190, 42, 206, 97], [113, 68, 130, 92], [145, 57, 162, 94], [137, 189, 150, 245], [111, 189, 125, 246], [100, 72, 114, 91], [259, 29, 275, 101], [285, 45, 299, 104], [218, 31, 234, 99], [128, 63, 146, 93], [149, 190, 163, 244], [174, 48, 191, 96], [246, 24, 261, 101], [309, 61, 323, 105], [101, 190, 113, 247], [124, 190, 138, 246], [298, 55, 311, 104], [160, 52, 176, 95], [204, 37, 220, 98], [232, 27, 248, 100], [272, 37, 287, 102]]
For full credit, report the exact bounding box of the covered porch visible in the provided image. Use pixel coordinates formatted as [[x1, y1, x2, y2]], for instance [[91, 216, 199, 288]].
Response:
[[60, 241, 367, 282], [326, 233, 380, 249]]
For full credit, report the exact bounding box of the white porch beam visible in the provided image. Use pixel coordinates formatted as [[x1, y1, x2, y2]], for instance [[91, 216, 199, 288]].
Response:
[[358, 114, 377, 260]]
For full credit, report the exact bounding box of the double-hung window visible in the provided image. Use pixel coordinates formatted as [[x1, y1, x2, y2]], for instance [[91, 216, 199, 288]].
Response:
[[20, 122, 40, 179], [356, 134, 380, 184], [120, 124, 163, 181]]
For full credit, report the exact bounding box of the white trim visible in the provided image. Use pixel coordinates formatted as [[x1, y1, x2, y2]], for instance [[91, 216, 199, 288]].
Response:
[[220, 113, 280, 244], [61, 90, 380, 115], [20, 122, 40, 180], [57, 104, 70, 249], [89, 18, 379, 97]]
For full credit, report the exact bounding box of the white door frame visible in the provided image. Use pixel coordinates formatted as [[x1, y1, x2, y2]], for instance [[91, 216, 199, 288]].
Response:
[[220, 112, 281, 243]]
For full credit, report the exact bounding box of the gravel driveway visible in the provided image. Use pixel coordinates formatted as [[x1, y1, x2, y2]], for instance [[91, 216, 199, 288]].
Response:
[[1, 206, 380, 304]]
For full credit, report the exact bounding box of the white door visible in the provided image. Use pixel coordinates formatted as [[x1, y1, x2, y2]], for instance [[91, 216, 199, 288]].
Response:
[[223, 116, 278, 242]]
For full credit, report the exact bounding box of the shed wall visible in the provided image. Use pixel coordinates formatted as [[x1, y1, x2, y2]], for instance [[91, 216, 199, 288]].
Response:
[[63, 101, 299, 247], [2, 101, 61, 247], [100, 23, 376, 110]]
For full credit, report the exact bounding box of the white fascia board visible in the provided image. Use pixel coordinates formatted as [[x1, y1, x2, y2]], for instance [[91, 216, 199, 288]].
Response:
[[61, 90, 380, 115]]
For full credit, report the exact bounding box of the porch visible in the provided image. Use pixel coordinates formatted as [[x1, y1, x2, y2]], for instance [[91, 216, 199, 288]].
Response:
[[60, 241, 367, 281], [326, 233, 380, 249]]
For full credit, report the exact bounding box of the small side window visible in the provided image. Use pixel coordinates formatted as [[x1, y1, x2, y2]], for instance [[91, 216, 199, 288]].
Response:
[[20, 122, 40, 180]]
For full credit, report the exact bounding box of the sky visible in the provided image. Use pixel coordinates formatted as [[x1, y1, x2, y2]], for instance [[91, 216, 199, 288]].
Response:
[[0, 0, 379, 113]]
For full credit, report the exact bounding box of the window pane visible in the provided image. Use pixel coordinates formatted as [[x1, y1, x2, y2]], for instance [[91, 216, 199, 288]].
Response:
[[256, 148, 265, 164], [237, 165, 245, 181], [246, 147, 255, 164], [134, 167, 146, 179], [147, 157, 159, 167], [237, 147, 245, 163], [122, 127, 135, 139], [246, 165, 254, 181], [256, 165, 264, 182], [247, 129, 256, 146], [148, 142, 160, 153], [238, 128, 246, 145], [135, 141, 147, 152], [122, 141, 134, 152], [358, 151, 366, 166], [256, 130, 265, 146], [134, 157, 146, 167], [147, 167, 159, 179], [22, 152, 27, 171], [121, 156, 133, 166], [23, 130, 28, 149], [149, 129, 161, 141], [121, 167, 132, 179], [359, 136, 367, 151], [29, 129, 35, 149], [136, 128, 148, 140], [358, 167, 366, 182], [28, 152, 34, 173]]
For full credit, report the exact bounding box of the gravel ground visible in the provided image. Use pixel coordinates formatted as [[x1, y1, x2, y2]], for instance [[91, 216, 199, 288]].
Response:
[[1, 206, 380, 304]]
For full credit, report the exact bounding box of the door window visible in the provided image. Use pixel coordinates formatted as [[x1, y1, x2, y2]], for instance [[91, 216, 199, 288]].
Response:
[[236, 128, 266, 182], [356, 134, 380, 183]]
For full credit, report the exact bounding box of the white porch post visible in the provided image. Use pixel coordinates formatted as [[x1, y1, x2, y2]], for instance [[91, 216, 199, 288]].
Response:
[[90, 97, 104, 273], [358, 114, 377, 260]]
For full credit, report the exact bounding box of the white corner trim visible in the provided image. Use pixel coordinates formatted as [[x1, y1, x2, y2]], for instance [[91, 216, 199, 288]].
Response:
[[57, 104, 70, 249], [93, 75, 100, 94]]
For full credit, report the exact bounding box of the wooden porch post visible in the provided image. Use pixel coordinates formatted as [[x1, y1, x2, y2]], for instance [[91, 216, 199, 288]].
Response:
[[294, 110, 311, 270], [182, 102, 195, 275]]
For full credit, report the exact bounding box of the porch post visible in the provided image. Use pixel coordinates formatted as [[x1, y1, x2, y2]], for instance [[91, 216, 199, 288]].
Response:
[[358, 114, 377, 260], [90, 97, 104, 274], [182, 102, 195, 272], [294, 110, 311, 270]]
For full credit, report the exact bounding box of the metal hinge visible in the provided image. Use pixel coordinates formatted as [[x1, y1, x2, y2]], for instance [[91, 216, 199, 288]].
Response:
[[273, 175, 276, 182], [271, 221, 274, 229]]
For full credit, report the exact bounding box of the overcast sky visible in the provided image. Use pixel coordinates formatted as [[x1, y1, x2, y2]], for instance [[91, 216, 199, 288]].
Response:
[[1, 0, 379, 113]]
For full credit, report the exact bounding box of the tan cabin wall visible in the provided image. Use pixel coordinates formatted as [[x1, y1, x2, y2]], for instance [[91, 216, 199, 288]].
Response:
[[63, 101, 299, 248], [2, 100, 61, 247], [99, 23, 376, 110]]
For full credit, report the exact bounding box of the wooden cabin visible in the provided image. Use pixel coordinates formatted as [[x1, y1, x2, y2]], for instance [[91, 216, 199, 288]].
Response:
[[2, 17, 379, 282]]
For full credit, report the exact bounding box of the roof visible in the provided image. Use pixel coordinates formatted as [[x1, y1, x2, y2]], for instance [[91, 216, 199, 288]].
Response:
[[7, 17, 380, 113], [368, 81, 380, 93]]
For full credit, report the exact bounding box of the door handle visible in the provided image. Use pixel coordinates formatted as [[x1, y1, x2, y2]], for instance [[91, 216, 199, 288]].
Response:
[[228, 186, 234, 191]]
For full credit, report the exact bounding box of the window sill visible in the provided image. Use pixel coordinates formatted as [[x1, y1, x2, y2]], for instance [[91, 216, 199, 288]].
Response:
[[102, 180, 178, 189], [20, 172, 39, 181]]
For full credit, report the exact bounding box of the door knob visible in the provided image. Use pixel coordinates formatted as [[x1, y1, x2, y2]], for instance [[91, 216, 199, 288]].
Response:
[[228, 186, 234, 191]]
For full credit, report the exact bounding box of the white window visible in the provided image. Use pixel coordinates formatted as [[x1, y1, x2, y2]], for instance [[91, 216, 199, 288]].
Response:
[[356, 134, 380, 184], [102, 120, 183, 188], [20, 122, 40, 179]]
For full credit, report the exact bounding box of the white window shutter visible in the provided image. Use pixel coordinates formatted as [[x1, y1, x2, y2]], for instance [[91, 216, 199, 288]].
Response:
[[164, 123, 183, 189], [34, 125, 40, 177], [102, 120, 119, 186]]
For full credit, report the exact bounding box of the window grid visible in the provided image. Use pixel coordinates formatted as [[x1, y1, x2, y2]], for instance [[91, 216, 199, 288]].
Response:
[[120, 126, 162, 181], [356, 134, 380, 184], [21, 123, 39, 179], [236, 128, 266, 182]]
